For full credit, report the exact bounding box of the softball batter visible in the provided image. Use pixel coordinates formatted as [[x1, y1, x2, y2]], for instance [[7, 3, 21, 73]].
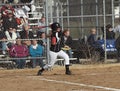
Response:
[[37, 22, 71, 75]]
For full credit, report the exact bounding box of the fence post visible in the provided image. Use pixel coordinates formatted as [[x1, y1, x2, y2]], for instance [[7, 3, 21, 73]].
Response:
[[112, 0, 115, 28], [95, 0, 99, 37], [67, 0, 70, 28], [103, 0, 107, 61], [81, 0, 84, 38], [45, 0, 50, 64], [60, 2, 64, 31], [119, 0, 120, 18]]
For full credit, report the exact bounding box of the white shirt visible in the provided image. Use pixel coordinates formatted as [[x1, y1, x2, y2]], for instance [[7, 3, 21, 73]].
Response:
[[38, 21, 46, 32], [5, 31, 17, 44], [114, 25, 120, 32], [32, 44, 38, 49]]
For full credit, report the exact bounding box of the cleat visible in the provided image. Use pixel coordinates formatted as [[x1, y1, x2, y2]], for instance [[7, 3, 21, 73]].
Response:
[[37, 70, 43, 76], [66, 70, 72, 75]]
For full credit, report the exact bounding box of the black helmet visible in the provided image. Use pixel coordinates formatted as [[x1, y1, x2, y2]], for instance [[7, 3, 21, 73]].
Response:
[[51, 22, 61, 31]]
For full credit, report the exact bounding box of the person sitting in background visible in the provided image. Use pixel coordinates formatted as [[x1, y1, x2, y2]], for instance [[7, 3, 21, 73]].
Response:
[[14, 5, 29, 26], [19, 24, 34, 46], [37, 32, 47, 56], [114, 21, 120, 33], [9, 38, 29, 69], [106, 24, 115, 39], [29, 38, 44, 68], [62, 29, 73, 58], [37, 17, 46, 33], [87, 28, 97, 47], [0, 3, 14, 18], [5, 27, 17, 49], [38, 32, 47, 46], [2, 10, 18, 32], [0, 31, 9, 55]]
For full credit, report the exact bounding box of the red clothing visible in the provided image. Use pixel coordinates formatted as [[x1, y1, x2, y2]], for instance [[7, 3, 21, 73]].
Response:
[[10, 44, 29, 58], [0, 5, 14, 17]]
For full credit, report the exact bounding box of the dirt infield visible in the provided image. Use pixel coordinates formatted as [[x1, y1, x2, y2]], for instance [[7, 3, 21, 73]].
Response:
[[0, 64, 120, 91]]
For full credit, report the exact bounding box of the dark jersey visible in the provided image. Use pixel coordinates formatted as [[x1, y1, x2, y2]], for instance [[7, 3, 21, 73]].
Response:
[[50, 31, 64, 52]]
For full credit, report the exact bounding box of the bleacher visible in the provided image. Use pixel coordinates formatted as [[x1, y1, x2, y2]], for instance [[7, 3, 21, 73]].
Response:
[[0, 0, 45, 69]]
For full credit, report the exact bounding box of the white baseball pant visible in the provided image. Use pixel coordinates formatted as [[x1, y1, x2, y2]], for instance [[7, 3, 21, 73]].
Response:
[[44, 50, 70, 69]]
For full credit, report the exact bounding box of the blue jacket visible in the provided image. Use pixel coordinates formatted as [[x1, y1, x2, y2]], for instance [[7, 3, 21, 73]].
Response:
[[29, 44, 43, 57]]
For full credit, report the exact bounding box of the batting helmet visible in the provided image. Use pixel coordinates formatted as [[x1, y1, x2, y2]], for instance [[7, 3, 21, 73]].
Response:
[[51, 22, 61, 32]]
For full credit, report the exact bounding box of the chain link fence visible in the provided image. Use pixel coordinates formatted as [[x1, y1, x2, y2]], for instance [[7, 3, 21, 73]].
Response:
[[45, 0, 120, 64], [0, 1, 48, 69], [0, 0, 120, 69]]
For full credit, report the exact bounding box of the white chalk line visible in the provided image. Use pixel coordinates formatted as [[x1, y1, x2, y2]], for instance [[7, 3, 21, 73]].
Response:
[[80, 72, 120, 76], [27, 76, 120, 91]]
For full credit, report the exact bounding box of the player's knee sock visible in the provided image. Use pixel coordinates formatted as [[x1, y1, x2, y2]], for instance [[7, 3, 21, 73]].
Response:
[[37, 68, 45, 75], [40, 68, 45, 72], [65, 65, 70, 72]]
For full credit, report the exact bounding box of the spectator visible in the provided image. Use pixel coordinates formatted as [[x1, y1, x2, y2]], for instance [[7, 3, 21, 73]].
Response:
[[2, 10, 18, 31], [9, 38, 29, 69], [87, 28, 97, 47], [106, 24, 115, 39], [14, 5, 29, 26], [62, 29, 73, 58], [29, 38, 44, 68], [37, 32, 47, 56], [37, 17, 46, 35], [0, 31, 9, 55], [5, 27, 17, 48], [0, 3, 14, 18], [19, 24, 34, 46], [38, 32, 47, 46], [114, 23, 120, 33], [14, 5, 30, 19], [19, 24, 33, 39]]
